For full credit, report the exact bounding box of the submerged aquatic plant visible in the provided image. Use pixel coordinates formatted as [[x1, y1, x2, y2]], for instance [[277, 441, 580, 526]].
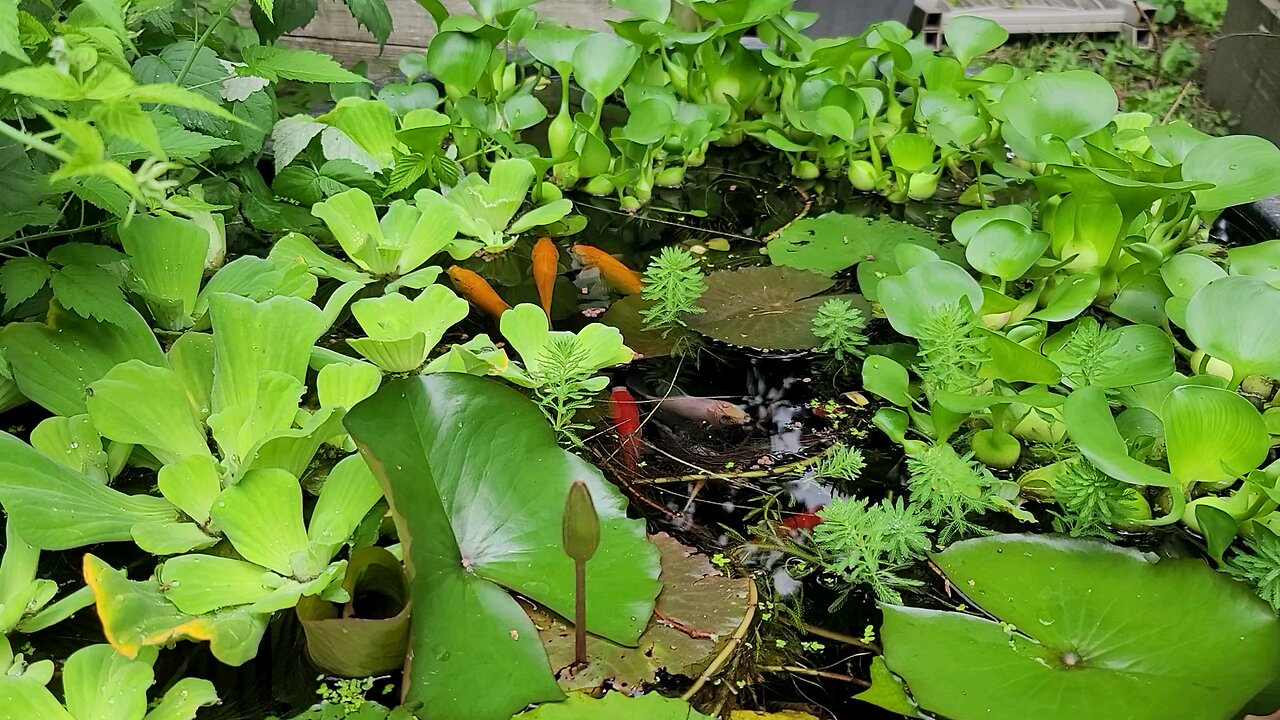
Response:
[[811, 298, 868, 363], [640, 247, 707, 335], [1226, 527, 1280, 613], [905, 443, 1001, 543], [813, 496, 931, 604], [1054, 319, 1121, 388], [814, 444, 867, 483], [1051, 458, 1148, 539], [915, 301, 987, 397], [532, 337, 602, 445]]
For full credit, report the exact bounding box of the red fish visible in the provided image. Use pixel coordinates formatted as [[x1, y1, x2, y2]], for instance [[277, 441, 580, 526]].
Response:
[[532, 236, 559, 317], [610, 386, 642, 470], [780, 511, 824, 531]]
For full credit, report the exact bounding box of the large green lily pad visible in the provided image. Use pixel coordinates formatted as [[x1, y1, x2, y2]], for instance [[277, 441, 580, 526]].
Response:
[[882, 534, 1280, 720], [528, 532, 752, 693], [344, 375, 661, 720], [516, 692, 713, 719], [683, 266, 868, 351], [764, 213, 944, 277]]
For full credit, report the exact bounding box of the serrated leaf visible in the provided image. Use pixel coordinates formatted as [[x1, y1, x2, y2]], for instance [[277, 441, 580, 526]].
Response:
[[342, 0, 392, 46], [0, 65, 81, 99], [214, 87, 275, 164], [132, 42, 230, 134], [387, 148, 430, 194], [71, 177, 133, 217], [0, 0, 29, 63], [112, 111, 237, 162], [271, 115, 326, 173], [241, 45, 365, 84], [0, 257, 51, 313], [50, 265, 135, 327]]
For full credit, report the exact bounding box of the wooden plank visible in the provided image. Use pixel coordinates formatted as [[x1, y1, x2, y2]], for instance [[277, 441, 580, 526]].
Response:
[[284, 0, 626, 61]]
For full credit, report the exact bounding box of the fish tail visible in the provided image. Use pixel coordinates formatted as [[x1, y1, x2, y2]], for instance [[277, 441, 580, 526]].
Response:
[[610, 386, 642, 471]]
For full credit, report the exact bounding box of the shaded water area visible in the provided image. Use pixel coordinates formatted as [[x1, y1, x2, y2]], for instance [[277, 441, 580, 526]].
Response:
[[7, 147, 1275, 720]]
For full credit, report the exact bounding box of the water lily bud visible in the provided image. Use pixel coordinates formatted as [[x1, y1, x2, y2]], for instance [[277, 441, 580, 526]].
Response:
[[849, 160, 878, 191], [1190, 349, 1234, 381], [583, 176, 614, 196], [972, 429, 1021, 470], [792, 160, 820, 180], [656, 165, 686, 187], [562, 481, 600, 563], [547, 112, 574, 159], [907, 172, 939, 201]]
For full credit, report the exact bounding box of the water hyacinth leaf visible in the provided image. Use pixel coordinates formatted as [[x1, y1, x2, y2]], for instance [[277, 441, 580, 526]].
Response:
[[1228, 239, 1280, 285], [86, 361, 211, 466], [297, 546, 409, 677], [878, 260, 982, 338], [1002, 70, 1117, 142], [1160, 252, 1226, 299], [1146, 121, 1210, 165], [978, 330, 1061, 385], [1063, 387, 1177, 488], [572, 33, 641, 101], [1182, 135, 1280, 211], [1195, 504, 1237, 564], [1092, 325, 1175, 388], [1029, 273, 1100, 322], [516, 692, 713, 719], [119, 215, 209, 330], [1185, 276, 1280, 380], [951, 205, 1032, 246], [345, 375, 661, 720], [0, 303, 165, 416], [427, 30, 492, 92], [0, 432, 177, 549], [1162, 385, 1269, 485], [682, 266, 868, 350], [882, 535, 1280, 720], [525, 22, 591, 75], [862, 355, 912, 406], [766, 213, 944, 276], [965, 219, 1049, 281], [210, 469, 308, 577], [942, 15, 1008, 67], [83, 555, 268, 666]]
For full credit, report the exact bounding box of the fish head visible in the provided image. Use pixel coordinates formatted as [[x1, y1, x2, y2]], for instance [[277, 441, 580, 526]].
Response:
[[712, 401, 752, 426]]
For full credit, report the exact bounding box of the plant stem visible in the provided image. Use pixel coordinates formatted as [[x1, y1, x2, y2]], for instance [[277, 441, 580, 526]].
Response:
[[634, 447, 833, 485], [573, 559, 587, 665], [803, 623, 880, 652], [0, 121, 70, 162], [758, 665, 869, 687], [176, 0, 238, 86]]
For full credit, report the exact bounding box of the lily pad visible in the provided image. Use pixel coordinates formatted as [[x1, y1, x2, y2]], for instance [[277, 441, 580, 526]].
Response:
[[684, 266, 868, 351], [598, 295, 697, 359], [344, 375, 661, 720], [516, 692, 713, 719], [882, 534, 1280, 720], [529, 533, 752, 693], [765, 213, 944, 277]]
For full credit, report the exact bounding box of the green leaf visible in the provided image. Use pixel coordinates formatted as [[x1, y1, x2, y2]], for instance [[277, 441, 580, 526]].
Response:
[[965, 219, 1049, 281], [854, 656, 917, 715], [1063, 386, 1177, 488], [0, 431, 177, 549], [271, 115, 326, 173], [0, 0, 27, 63], [347, 286, 469, 372], [87, 361, 211, 466], [1002, 71, 1117, 142], [345, 375, 661, 720], [157, 455, 222, 526], [0, 256, 51, 313], [0, 676, 73, 720], [1, 303, 165, 416], [0, 65, 82, 99], [1228, 239, 1280, 285], [211, 468, 309, 577], [1195, 504, 1237, 564], [572, 33, 641, 101], [943, 15, 1008, 67], [862, 355, 912, 406], [132, 42, 229, 134], [1185, 276, 1280, 381], [683, 266, 868, 351], [515, 692, 712, 719], [120, 215, 209, 330], [297, 545, 409, 677], [143, 677, 219, 720], [1162, 384, 1269, 485], [1182, 135, 1280, 212], [63, 643, 154, 720], [30, 414, 108, 482], [241, 45, 365, 84], [342, 0, 392, 46], [882, 534, 1280, 720], [50, 265, 135, 327], [878, 260, 983, 338], [427, 30, 491, 92], [304, 454, 382, 572]]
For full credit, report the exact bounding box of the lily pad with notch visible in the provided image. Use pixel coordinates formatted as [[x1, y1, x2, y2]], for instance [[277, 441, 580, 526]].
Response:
[[684, 266, 869, 351], [764, 213, 946, 279]]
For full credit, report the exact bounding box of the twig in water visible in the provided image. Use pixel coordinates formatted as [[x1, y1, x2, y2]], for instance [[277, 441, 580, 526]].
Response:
[[803, 623, 879, 653], [757, 665, 870, 688], [681, 577, 758, 700]]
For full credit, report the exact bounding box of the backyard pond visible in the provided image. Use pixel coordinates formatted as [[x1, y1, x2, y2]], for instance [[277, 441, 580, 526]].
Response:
[[1, 1, 1280, 720]]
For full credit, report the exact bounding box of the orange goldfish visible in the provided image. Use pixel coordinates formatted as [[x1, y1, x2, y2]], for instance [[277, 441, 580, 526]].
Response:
[[571, 244, 644, 295], [532, 236, 559, 317], [446, 266, 509, 322]]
